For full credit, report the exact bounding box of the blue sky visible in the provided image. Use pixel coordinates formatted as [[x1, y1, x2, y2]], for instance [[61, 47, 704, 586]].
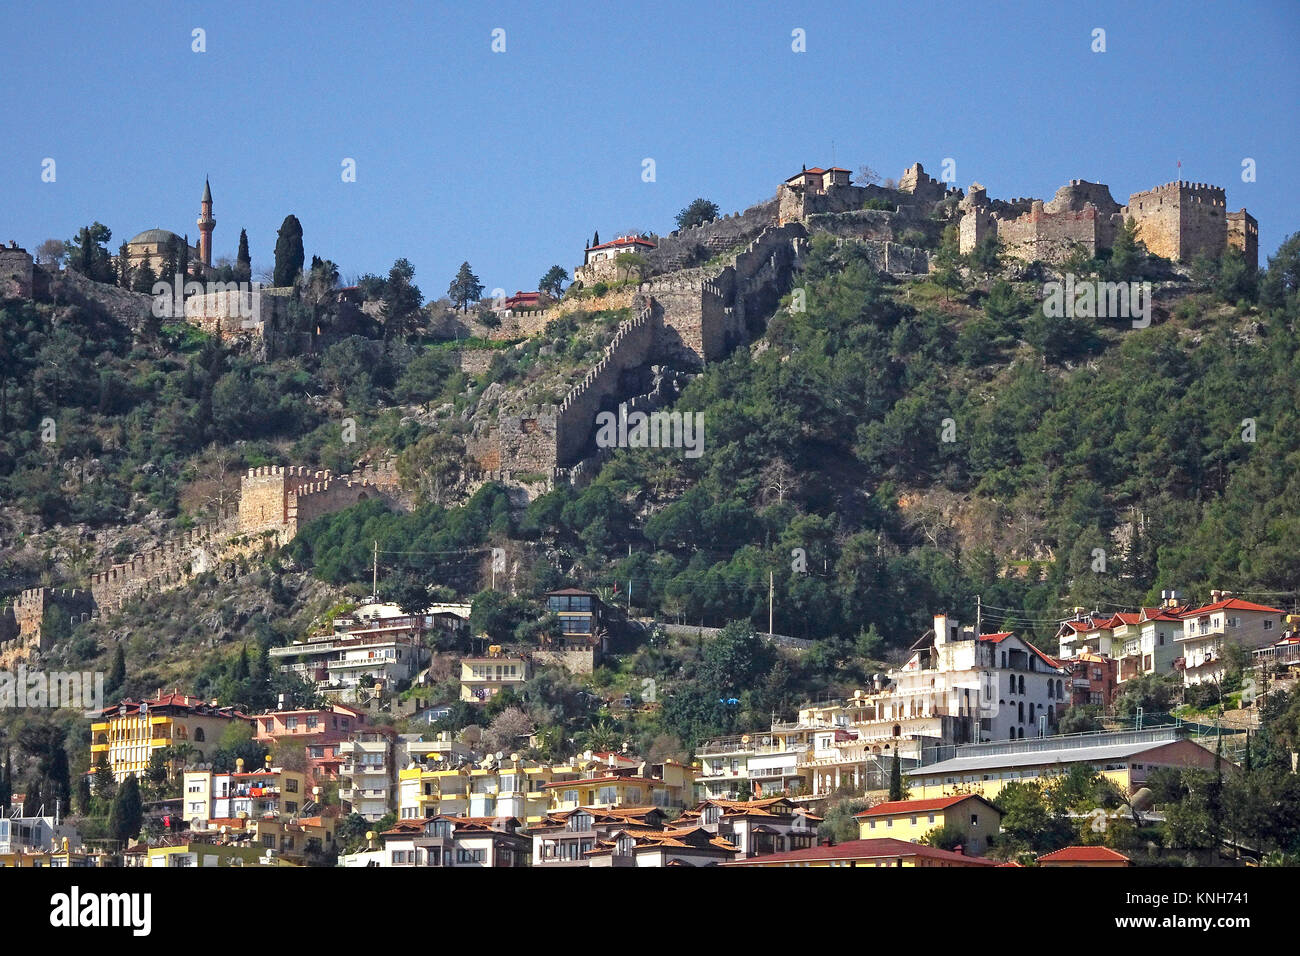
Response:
[[2, 0, 1297, 296]]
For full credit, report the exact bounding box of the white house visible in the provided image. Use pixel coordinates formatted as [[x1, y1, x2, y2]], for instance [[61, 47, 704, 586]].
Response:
[[1177, 594, 1285, 686]]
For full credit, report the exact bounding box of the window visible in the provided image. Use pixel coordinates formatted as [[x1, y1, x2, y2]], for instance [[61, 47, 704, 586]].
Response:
[[1265, 620, 1275, 631], [970, 814, 979, 826], [286, 778, 299, 793], [928, 814, 935, 823], [286, 717, 298, 730]]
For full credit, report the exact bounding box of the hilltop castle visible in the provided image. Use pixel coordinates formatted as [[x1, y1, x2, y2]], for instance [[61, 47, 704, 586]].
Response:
[[959, 178, 1257, 270]]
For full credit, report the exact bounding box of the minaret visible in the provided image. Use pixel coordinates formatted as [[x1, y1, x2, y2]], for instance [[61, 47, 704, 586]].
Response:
[[197, 178, 215, 269]]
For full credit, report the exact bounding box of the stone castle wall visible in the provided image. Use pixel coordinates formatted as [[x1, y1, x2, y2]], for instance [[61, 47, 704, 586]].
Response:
[[959, 176, 1254, 269], [0, 587, 97, 669], [1122, 181, 1250, 267], [238, 462, 403, 542], [89, 511, 235, 611], [555, 306, 659, 464], [0, 243, 36, 299]]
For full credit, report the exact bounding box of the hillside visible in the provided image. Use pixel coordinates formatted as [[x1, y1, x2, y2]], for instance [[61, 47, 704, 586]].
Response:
[[2, 194, 1299, 781]]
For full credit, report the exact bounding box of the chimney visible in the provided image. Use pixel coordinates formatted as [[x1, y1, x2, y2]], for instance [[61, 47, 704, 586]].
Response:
[[934, 614, 949, 647], [1210, 589, 1222, 603]]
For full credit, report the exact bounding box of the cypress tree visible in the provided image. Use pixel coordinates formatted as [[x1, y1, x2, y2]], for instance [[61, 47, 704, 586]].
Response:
[[273, 215, 305, 287], [109, 773, 143, 847], [108, 644, 126, 693], [889, 748, 903, 801], [236, 228, 252, 282]]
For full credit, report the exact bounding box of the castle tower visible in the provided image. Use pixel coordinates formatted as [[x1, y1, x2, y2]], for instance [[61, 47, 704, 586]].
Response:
[[197, 178, 215, 268]]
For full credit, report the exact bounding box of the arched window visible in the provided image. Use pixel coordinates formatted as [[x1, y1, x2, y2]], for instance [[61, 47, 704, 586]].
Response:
[[1009, 729, 1015, 740], [1017, 702, 1024, 722], [1028, 702, 1035, 723], [1057, 679, 1064, 698], [1018, 727, 1024, 739], [1018, 676, 1025, 695], [194, 728, 205, 742], [892, 725, 901, 737]]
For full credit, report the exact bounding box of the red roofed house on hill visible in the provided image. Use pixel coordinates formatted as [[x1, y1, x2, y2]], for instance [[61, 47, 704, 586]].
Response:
[[1178, 591, 1287, 686], [1037, 845, 1131, 867]]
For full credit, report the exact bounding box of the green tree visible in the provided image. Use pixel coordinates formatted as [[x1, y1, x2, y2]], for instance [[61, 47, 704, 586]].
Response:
[[236, 228, 252, 282], [676, 198, 720, 230], [888, 750, 904, 801], [66, 222, 113, 282], [108, 773, 143, 847], [1108, 216, 1143, 279], [93, 752, 116, 802], [108, 643, 126, 693], [448, 261, 484, 312], [539, 265, 568, 298], [273, 214, 305, 287], [380, 258, 423, 339]]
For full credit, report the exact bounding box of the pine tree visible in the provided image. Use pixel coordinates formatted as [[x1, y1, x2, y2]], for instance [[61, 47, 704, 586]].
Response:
[[93, 752, 116, 802], [447, 261, 484, 312], [236, 228, 252, 282], [132, 261, 158, 295], [109, 773, 143, 847], [889, 748, 904, 801], [273, 215, 305, 287]]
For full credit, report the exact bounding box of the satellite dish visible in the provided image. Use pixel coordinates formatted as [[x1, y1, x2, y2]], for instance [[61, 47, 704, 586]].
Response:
[[495, 751, 504, 761]]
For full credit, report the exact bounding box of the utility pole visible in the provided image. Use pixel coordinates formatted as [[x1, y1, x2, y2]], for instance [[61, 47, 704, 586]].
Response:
[[372, 541, 378, 601], [768, 571, 774, 637], [976, 594, 982, 637]]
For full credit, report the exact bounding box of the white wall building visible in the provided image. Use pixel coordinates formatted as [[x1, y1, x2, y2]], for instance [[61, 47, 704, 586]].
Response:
[[1178, 594, 1285, 686]]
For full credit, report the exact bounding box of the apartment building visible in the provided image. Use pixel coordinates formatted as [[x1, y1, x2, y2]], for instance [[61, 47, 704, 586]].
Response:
[[91, 692, 250, 782], [723, 838, 998, 868], [1178, 594, 1286, 686], [460, 652, 531, 702], [269, 604, 432, 696], [338, 727, 400, 820], [182, 762, 309, 827], [1063, 649, 1118, 708], [252, 703, 367, 787], [698, 614, 1067, 804]]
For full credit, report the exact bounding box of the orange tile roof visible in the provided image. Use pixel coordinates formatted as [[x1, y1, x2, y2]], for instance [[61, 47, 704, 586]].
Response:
[[1037, 845, 1130, 863], [1185, 598, 1283, 616]]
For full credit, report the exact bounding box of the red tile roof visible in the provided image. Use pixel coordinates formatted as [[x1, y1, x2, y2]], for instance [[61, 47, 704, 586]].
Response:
[[856, 793, 996, 818], [724, 838, 999, 866], [586, 236, 655, 252], [1185, 598, 1283, 616], [1037, 845, 1130, 863]]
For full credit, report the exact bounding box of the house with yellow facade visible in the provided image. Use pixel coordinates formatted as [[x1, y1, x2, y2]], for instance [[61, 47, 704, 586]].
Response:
[[855, 793, 1002, 856], [91, 692, 251, 782], [460, 652, 530, 702]]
